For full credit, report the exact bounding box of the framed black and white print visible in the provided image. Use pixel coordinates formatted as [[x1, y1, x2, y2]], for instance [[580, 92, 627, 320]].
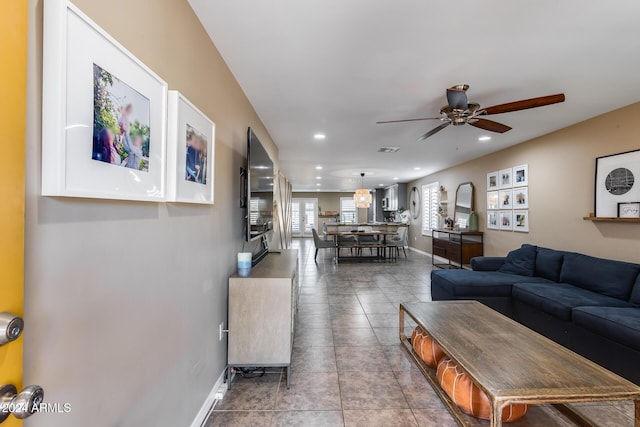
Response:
[[595, 149, 640, 217], [513, 164, 529, 187], [42, 0, 168, 201], [514, 210, 529, 232], [513, 187, 528, 209], [499, 189, 513, 209], [487, 211, 499, 230], [500, 211, 513, 231], [487, 171, 499, 190], [499, 168, 512, 189], [618, 202, 640, 218]]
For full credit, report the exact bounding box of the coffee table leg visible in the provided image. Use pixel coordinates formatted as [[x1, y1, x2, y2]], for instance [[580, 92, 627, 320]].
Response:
[[635, 399, 639, 427], [491, 402, 502, 427]]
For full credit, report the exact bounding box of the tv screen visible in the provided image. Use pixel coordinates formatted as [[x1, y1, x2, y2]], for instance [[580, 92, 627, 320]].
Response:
[[246, 128, 274, 242]]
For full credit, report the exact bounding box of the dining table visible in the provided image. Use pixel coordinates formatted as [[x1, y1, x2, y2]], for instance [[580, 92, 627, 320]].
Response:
[[324, 230, 399, 263]]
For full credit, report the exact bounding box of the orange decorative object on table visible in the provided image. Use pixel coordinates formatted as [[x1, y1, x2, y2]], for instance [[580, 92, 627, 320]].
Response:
[[411, 327, 445, 368], [436, 358, 528, 422]]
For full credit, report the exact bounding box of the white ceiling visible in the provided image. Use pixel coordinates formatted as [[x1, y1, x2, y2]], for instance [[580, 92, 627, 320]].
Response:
[[189, 0, 640, 192]]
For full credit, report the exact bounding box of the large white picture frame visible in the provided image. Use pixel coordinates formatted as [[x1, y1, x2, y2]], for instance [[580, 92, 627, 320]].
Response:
[[42, 0, 168, 201], [166, 91, 215, 204]]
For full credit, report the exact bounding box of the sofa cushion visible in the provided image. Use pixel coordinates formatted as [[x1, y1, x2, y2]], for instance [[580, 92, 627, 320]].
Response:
[[471, 257, 506, 272], [559, 253, 640, 300], [497, 245, 537, 277], [535, 246, 565, 283], [512, 282, 631, 321], [431, 270, 551, 299], [572, 307, 640, 352]]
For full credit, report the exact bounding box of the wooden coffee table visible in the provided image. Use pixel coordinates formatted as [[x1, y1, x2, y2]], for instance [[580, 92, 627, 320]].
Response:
[[399, 301, 640, 427]]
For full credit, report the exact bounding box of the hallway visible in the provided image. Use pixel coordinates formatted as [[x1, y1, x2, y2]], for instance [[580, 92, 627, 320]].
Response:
[[206, 239, 634, 426]]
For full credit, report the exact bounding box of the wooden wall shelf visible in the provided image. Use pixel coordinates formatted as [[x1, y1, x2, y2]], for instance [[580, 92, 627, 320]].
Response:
[[583, 216, 640, 223]]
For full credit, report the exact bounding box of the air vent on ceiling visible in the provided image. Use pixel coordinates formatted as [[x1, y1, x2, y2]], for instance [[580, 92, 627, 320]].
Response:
[[378, 147, 400, 153]]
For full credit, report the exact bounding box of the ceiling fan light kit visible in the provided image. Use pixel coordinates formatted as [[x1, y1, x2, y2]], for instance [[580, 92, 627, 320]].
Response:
[[378, 84, 565, 142]]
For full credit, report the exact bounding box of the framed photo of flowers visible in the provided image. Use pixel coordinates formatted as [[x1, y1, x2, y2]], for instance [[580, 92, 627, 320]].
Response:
[[514, 210, 529, 232], [166, 91, 215, 204], [42, 0, 167, 201]]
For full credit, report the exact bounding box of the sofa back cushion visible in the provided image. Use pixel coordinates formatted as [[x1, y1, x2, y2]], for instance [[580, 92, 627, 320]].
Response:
[[535, 246, 565, 282], [497, 244, 537, 277], [559, 253, 640, 300], [631, 275, 640, 306]]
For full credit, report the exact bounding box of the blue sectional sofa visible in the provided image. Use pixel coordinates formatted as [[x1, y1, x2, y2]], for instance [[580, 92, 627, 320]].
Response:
[[431, 244, 640, 385]]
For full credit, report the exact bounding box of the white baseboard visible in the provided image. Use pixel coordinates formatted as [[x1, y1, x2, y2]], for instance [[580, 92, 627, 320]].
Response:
[[408, 246, 430, 257], [190, 369, 226, 427]]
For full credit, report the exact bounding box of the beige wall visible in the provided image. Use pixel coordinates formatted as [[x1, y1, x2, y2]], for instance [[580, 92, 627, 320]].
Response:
[[25, 1, 277, 426], [408, 102, 640, 263]]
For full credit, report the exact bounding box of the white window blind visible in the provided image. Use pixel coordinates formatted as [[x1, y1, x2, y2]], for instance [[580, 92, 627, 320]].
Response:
[[249, 198, 260, 225], [422, 182, 440, 235], [340, 197, 357, 224]]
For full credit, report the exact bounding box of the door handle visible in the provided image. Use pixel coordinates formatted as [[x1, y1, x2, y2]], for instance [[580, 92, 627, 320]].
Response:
[[0, 313, 23, 346], [0, 384, 44, 422]]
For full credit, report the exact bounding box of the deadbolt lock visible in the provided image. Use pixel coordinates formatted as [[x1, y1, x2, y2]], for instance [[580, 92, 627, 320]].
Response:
[[0, 313, 24, 346], [0, 384, 44, 423]]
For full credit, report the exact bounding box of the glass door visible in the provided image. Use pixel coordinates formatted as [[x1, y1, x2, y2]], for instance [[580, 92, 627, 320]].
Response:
[[291, 198, 318, 237]]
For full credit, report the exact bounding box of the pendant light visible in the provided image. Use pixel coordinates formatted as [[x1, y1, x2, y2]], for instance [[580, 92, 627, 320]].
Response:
[[353, 172, 372, 208]]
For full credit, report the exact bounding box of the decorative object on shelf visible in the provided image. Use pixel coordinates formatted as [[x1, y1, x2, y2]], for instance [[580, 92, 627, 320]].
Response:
[[595, 149, 640, 217], [513, 164, 529, 187], [42, 0, 167, 201], [454, 182, 474, 229], [513, 187, 529, 209], [166, 91, 215, 204], [487, 171, 499, 190], [237, 252, 252, 277], [487, 211, 499, 230], [514, 210, 530, 232], [618, 202, 640, 218], [487, 191, 499, 210], [499, 168, 512, 188], [353, 172, 372, 208], [500, 211, 513, 231], [499, 189, 513, 209], [468, 211, 479, 232]]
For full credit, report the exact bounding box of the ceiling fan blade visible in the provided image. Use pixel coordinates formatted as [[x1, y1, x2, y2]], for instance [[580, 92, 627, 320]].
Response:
[[417, 122, 450, 141], [469, 118, 512, 133], [483, 93, 565, 115], [376, 117, 441, 124], [447, 88, 468, 110]]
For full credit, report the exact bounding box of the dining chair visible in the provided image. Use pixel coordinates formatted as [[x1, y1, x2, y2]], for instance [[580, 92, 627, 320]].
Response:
[[312, 228, 334, 261]]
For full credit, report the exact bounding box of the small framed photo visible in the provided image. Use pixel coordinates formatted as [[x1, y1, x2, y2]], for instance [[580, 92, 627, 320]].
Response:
[[514, 210, 529, 232], [42, 0, 167, 201], [618, 202, 640, 218], [166, 91, 215, 204], [513, 164, 529, 187], [500, 211, 513, 231], [513, 187, 529, 209], [499, 168, 512, 188], [499, 189, 513, 209], [487, 191, 499, 210], [487, 211, 499, 230], [487, 171, 499, 190]]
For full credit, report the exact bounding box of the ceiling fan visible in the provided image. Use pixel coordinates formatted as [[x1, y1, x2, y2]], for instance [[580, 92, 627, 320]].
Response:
[[377, 84, 565, 142]]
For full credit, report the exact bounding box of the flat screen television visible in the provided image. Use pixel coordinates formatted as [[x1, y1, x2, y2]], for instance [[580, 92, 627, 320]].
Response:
[[246, 128, 274, 243]]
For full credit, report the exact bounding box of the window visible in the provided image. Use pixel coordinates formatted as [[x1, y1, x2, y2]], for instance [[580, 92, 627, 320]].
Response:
[[340, 197, 357, 224], [422, 182, 440, 235]]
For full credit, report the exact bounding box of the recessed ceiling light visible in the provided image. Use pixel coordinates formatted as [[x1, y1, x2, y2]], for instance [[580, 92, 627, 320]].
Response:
[[413, 167, 421, 171], [315, 165, 323, 170], [393, 177, 399, 181], [314, 133, 326, 140], [316, 176, 322, 180], [478, 136, 492, 142], [316, 183, 321, 186], [379, 184, 384, 186]]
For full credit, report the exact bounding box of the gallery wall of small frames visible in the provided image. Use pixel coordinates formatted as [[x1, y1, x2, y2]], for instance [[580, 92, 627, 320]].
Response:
[[486, 164, 529, 232]]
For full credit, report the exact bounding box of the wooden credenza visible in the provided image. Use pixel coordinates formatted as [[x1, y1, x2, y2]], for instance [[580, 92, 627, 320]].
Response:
[[431, 229, 483, 269], [227, 249, 299, 388]]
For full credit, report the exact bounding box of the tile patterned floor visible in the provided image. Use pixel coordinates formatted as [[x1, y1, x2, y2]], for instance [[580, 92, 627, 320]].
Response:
[[206, 239, 635, 426]]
